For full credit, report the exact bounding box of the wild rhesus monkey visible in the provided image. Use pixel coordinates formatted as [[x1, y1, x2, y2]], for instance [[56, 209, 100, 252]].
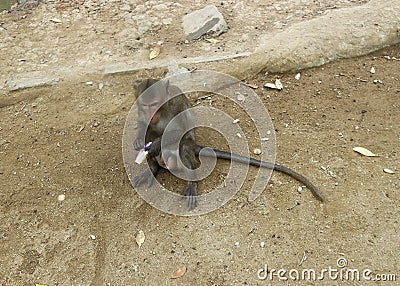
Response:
[[132, 79, 324, 210]]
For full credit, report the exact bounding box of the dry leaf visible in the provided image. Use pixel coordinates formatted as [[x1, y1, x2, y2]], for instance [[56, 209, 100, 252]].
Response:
[[136, 230, 145, 248], [353, 147, 378, 157], [264, 80, 283, 90], [383, 168, 395, 174], [171, 265, 187, 279], [149, 45, 161, 60], [205, 38, 219, 44], [264, 82, 277, 89], [274, 79, 283, 90], [244, 83, 258, 89]]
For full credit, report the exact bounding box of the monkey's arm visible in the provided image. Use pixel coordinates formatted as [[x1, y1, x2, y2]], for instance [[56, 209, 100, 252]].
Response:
[[133, 120, 147, 150]]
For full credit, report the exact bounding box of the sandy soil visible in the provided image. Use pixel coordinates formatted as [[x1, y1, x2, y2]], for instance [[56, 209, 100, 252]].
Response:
[[0, 1, 399, 285]]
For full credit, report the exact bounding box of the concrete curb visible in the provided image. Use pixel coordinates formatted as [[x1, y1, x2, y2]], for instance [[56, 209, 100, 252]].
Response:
[[4, 0, 400, 92], [214, 0, 400, 79]]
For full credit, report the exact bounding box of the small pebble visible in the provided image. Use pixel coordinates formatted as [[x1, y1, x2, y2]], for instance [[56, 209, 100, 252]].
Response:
[[297, 186, 303, 193], [232, 119, 240, 124], [57, 194, 65, 202], [260, 241, 265, 248], [253, 148, 262, 155], [89, 234, 96, 240], [239, 33, 249, 42], [234, 242, 240, 247]]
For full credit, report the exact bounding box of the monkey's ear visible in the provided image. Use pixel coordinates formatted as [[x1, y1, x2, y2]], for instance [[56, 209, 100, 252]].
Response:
[[133, 79, 149, 99], [133, 79, 159, 98]]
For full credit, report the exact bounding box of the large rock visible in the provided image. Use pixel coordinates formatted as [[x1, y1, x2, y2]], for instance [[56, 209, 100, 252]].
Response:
[[182, 5, 228, 41]]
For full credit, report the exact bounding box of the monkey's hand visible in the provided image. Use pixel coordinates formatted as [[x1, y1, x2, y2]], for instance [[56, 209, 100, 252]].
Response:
[[146, 138, 161, 157], [133, 138, 145, 150]]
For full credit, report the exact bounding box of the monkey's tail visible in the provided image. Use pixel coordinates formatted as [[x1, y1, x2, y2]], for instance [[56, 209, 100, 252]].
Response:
[[195, 145, 324, 202]]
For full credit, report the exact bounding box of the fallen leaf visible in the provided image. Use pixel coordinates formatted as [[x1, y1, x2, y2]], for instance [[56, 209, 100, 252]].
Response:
[[264, 79, 283, 90], [149, 45, 161, 60], [353, 147, 378, 157], [205, 38, 219, 44], [77, 125, 85, 133], [244, 83, 258, 89], [274, 79, 283, 90], [171, 265, 187, 279], [50, 18, 62, 23], [264, 82, 277, 89], [136, 230, 145, 248], [383, 168, 395, 174]]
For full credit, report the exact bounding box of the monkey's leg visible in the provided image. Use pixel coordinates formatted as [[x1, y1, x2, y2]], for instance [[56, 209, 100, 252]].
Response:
[[179, 141, 201, 210], [133, 157, 159, 188]]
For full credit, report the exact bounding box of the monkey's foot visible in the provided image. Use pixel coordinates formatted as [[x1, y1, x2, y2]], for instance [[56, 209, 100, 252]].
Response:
[[181, 183, 198, 210], [133, 169, 155, 188], [133, 138, 145, 150]]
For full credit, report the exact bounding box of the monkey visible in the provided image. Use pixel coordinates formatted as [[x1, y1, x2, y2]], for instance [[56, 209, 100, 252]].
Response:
[[132, 79, 324, 210], [132, 79, 201, 209]]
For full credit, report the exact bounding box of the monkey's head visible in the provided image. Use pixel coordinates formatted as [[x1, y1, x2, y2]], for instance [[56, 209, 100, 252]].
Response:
[[134, 79, 170, 125]]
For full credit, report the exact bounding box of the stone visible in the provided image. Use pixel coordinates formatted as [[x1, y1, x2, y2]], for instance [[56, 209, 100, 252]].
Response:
[[182, 5, 228, 41]]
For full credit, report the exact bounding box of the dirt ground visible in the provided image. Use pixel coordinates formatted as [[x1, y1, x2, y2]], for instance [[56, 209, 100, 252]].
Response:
[[1, 1, 399, 286]]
